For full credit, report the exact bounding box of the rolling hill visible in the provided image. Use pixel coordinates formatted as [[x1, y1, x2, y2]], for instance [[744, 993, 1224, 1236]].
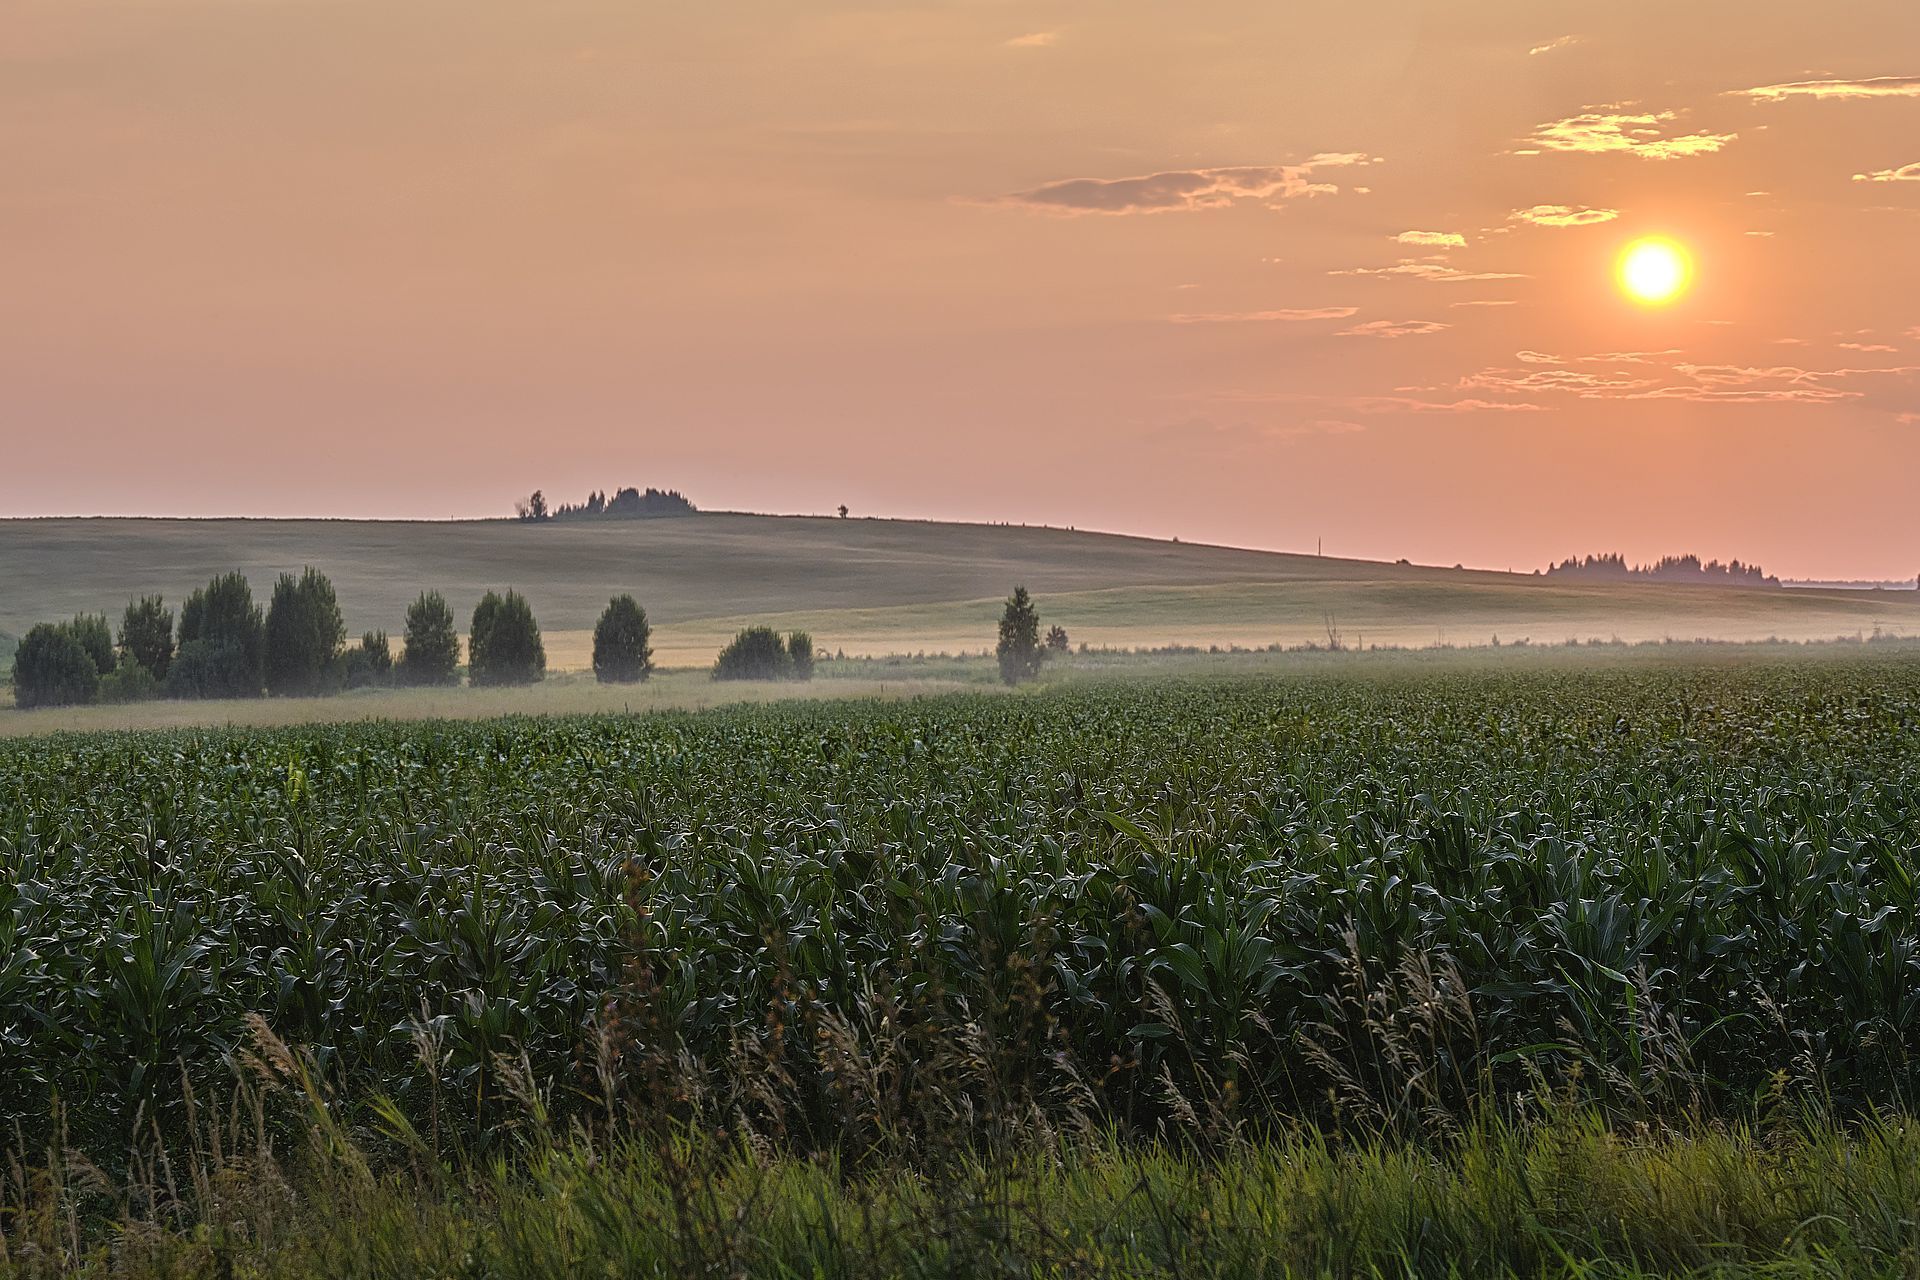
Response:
[[3, 514, 1917, 669]]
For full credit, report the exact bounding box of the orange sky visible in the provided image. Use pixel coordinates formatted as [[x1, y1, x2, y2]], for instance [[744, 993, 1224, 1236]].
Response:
[[4, 1, 1918, 578]]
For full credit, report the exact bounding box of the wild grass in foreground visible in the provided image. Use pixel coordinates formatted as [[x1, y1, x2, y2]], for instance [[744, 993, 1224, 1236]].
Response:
[[7, 1059, 1920, 1280]]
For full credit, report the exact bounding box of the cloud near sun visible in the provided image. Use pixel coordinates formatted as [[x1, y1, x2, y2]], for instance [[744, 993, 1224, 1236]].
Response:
[[1510, 205, 1619, 227], [989, 153, 1375, 215], [1517, 110, 1734, 159]]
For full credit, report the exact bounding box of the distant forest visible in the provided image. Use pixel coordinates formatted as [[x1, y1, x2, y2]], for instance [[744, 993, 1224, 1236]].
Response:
[[514, 487, 697, 522], [1544, 554, 1779, 589]]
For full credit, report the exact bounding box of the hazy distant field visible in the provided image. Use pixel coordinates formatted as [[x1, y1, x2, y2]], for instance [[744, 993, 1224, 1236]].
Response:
[[4, 514, 1918, 672]]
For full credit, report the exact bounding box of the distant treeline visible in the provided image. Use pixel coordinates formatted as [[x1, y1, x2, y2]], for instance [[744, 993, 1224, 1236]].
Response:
[[1544, 553, 1779, 589], [514, 486, 697, 522]]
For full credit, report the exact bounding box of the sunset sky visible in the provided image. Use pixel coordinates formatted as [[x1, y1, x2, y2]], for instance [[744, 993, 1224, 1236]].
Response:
[[4, 1, 1917, 578]]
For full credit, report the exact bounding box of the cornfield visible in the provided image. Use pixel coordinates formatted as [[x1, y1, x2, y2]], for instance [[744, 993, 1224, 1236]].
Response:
[[3, 656, 1917, 1155]]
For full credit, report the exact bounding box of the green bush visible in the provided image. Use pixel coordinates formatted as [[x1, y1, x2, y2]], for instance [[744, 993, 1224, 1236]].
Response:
[[9, 624, 101, 708], [119, 596, 175, 680], [712, 626, 791, 680], [398, 591, 461, 686], [469, 590, 545, 686], [592, 595, 654, 684], [264, 567, 347, 697], [344, 631, 394, 690], [96, 661, 161, 704], [172, 572, 264, 698]]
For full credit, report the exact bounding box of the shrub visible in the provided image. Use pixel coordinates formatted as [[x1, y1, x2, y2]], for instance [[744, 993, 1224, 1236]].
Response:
[[119, 596, 175, 680], [592, 596, 654, 684], [10, 624, 101, 708], [172, 572, 265, 698], [264, 567, 347, 697], [996, 586, 1042, 685], [398, 591, 461, 686], [344, 631, 394, 690], [712, 627, 790, 681], [67, 614, 116, 676], [1045, 625, 1070, 654], [787, 631, 815, 681], [469, 590, 545, 686], [96, 661, 161, 704]]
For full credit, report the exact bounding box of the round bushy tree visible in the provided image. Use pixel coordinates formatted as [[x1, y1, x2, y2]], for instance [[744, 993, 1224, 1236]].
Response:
[[344, 631, 394, 690], [469, 590, 545, 686], [119, 596, 175, 680], [171, 572, 265, 699], [712, 626, 790, 681], [996, 586, 1042, 685], [66, 614, 116, 676], [592, 595, 653, 684], [399, 591, 461, 686], [786, 631, 815, 681], [264, 567, 347, 697], [11, 624, 100, 709]]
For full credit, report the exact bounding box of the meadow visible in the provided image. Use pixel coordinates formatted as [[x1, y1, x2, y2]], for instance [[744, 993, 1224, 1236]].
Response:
[[5, 515, 1917, 675], [3, 649, 1919, 1276]]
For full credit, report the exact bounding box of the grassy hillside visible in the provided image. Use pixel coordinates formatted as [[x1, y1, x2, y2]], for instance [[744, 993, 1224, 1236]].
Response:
[[4, 514, 1918, 670]]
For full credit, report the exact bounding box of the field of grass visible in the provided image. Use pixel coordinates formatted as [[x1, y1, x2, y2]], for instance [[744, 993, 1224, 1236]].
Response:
[[6, 515, 1918, 675], [6, 650, 1919, 1275]]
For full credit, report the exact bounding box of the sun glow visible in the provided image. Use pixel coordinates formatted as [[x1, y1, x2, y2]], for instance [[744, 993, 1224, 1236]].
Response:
[[1617, 237, 1692, 305]]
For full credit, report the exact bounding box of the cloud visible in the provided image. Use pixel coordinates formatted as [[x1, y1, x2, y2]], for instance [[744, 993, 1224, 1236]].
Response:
[[1462, 369, 1661, 395], [989, 153, 1373, 216], [1854, 162, 1920, 182], [1518, 110, 1734, 159], [1170, 307, 1358, 324], [1840, 342, 1897, 352], [1739, 76, 1920, 101], [1451, 299, 1518, 308], [1004, 31, 1058, 48], [1333, 260, 1527, 282], [1528, 36, 1582, 56], [1394, 230, 1466, 248], [1337, 319, 1449, 339], [1510, 204, 1619, 227], [1344, 396, 1549, 415], [1441, 353, 1915, 407]]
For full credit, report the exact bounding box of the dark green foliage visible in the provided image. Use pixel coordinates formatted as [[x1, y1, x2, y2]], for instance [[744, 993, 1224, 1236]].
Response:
[[468, 590, 545, 686], [591, 595, 653, 684], [398, 591, 460, 686], [119, 596, 175, 680], [8, 623, 100, 708], [786, 630, 814, 681], [552, 486, 697, 519], [1045, 624, 1070, 653], [264, 567, 347, 697], [172, 572, 264, 699], [344, 631, 394, 690], [712, 626, 791, 680], [997, 585, 1042, 684], [96, 661, 161, 704], [67, 614, 117, 676]]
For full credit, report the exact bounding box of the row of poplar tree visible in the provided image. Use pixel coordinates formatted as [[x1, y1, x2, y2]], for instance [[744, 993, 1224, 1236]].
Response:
[[8, 569, 660, 710]]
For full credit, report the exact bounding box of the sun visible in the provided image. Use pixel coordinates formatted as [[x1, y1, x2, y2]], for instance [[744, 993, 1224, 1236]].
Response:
[[1616, 236, 1692, 305]]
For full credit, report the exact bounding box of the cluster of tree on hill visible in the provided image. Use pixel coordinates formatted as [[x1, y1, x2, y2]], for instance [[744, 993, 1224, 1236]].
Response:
[[996, 586, 1070, 685], [1543, 553, 1779, 588], [7, 571, 668, 710], [514, 486, 697, 522]]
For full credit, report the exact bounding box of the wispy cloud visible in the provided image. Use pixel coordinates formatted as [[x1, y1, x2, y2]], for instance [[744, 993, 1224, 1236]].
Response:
[[1394, 230, 1466, 248], [1346, 396, 1549, 414], [1517, 110, 1734, 159], [1528, 35, 1582, 56], [1442, 353, 1915, 407], [1739, 76, 1920, 101], [1004, 31, 1058, 48], [1839, 342, 1898, 352], [1170, 307, 1358, 324], [1333, 260, 1527, 283], [1510, 204, 1619, 227], [1854, 162, 1920, 182], [987, 154, 1373, 216], [1337, 319, 1449, 338], [1451, 299, 1518, 308]]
